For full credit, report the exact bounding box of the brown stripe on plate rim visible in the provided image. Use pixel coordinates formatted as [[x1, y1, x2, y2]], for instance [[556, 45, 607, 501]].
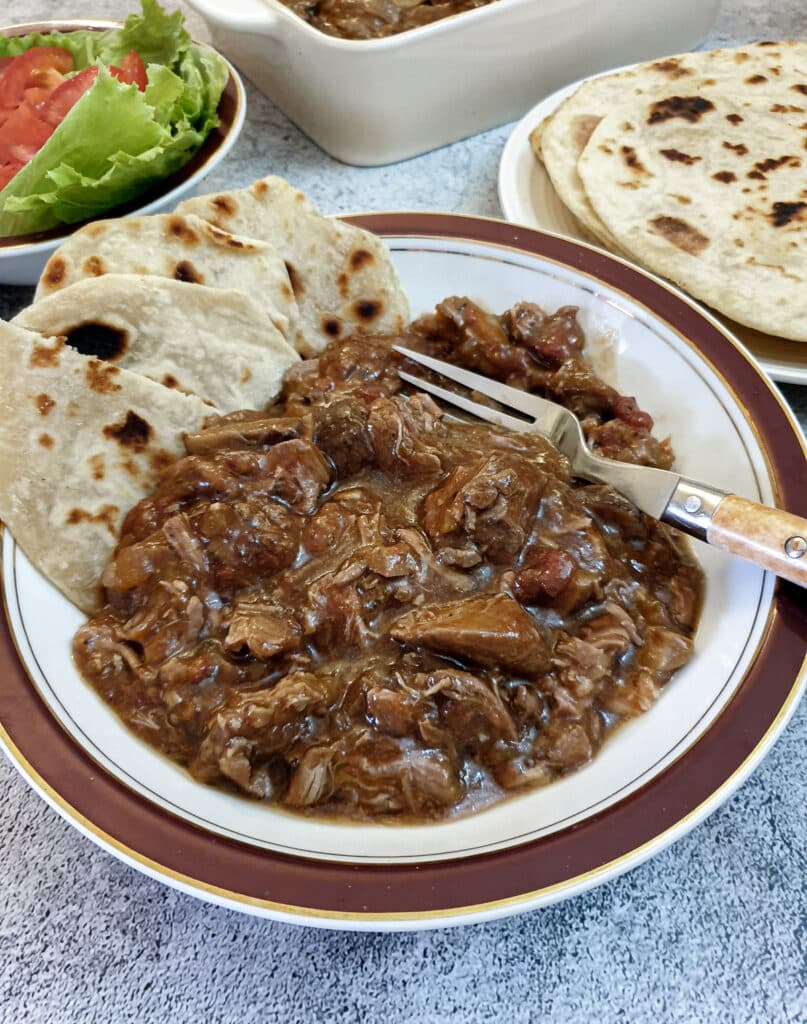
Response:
[[0, 214, 805, 920]]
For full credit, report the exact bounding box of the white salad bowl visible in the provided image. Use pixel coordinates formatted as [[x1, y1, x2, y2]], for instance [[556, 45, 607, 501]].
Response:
[[185, 0, 719, 165], [0, 20, 245, 287]]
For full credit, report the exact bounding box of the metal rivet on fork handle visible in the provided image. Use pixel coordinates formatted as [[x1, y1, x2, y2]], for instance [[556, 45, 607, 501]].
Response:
[[784, 536, 807, 559]]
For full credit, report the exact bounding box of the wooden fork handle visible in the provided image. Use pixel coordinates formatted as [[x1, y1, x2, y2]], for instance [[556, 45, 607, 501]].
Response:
[[707, 495, 807, 587]]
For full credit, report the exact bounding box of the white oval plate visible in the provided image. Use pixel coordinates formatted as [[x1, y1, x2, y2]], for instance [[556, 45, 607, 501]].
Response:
[[1, 216, 805, 928]]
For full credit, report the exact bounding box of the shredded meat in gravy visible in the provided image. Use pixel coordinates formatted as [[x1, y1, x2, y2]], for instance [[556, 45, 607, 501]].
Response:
[[74, 298, 703, 820], [280, 0, 495, 40]]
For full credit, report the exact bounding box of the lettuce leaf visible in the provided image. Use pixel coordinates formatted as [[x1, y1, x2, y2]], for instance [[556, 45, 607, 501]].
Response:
[[0, 0, 228, 236]]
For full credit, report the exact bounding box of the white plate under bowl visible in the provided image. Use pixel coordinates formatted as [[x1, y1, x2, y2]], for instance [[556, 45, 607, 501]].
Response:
[[1, 215, 805, 929], [498, 70, 807, 386]]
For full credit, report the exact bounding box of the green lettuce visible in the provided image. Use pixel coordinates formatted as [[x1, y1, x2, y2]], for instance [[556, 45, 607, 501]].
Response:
[[0, 0, 229, 236]]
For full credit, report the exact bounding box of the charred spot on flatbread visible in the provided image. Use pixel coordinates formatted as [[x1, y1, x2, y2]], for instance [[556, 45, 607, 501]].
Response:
[[38, 433, 53, 449], [791, 84, 807, 95], [649, 216, 710, 254], [650, 58, 693, 80], [285, 261, 304, 298], [82, 256, 105, 276], [322, 316, 343, 338], [30, 339, 64, 368], [166, 216, 200, 245], [749, 155, 800, 178], [770, 201, 807, 227], [621, 146, 651, 174], [252, 180, 269, 197], [647, 96, 715, 125], [713, 170, 737, 183], [212, 195, 236, 217], [726, 114, 744, 125], [745, 74, 768, 84], [66, 504, 119, 535], [349, 249, 374, 272], [41, 257, 67, 290], [354, 299, 383, 323], [162, 374, 179, 388], [771, 104, 805, 113], [86, 360, 122, 395], [174, 260, 203, 284], [724, 141, 749, 156], [35, 393, 55, 416], [103, 410, 152, 451], [66, 322, 128, 361], [660, 149, 701, 165], [88, 454, 105, 481]]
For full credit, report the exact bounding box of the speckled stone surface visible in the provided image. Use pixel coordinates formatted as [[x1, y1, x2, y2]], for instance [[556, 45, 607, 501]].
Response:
[[1, 1, 806, 1021]]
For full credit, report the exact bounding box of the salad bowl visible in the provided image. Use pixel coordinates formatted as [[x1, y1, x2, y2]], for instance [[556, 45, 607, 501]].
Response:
[[0, 18, 245, 286]]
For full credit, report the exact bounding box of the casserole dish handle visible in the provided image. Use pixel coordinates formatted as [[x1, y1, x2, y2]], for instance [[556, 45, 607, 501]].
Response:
[[185, 0, 279, 34]]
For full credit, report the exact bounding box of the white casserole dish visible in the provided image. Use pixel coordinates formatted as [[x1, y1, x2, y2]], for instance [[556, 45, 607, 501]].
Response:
[[186, 0, 720, 166]]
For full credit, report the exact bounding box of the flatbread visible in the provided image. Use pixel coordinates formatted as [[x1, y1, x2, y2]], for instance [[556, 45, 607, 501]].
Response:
[[578, 79, 807, 340], [177, 176, 409, 355], [15, 276, 299, 414], [539, 43, 807, 258], [0, 320, 213, 612], [34, 212, 301, 347]]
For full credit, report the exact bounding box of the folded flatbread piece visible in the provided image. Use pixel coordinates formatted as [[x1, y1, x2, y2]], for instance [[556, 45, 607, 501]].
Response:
[[34, 212, 301, 347], [0, 320, 213, 612], [178, 176, 409, 355], [16, 276, 299, 414]]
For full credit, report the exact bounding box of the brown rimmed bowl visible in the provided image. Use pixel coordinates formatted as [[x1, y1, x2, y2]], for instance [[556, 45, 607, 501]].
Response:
[[1, 214, 805, 929], [0, 20, 245, 285]]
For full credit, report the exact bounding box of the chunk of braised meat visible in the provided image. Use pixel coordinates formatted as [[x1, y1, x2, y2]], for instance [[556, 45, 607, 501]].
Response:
[[308, 397, 373, 475], [414, 297, 541, 389], [193, 671, 341, 797], [584, 416, 673, 469], [224, 598, 302, 660], [413, 669, 517, 753], [260, 438, 332, 512], [285, 730, 463, 814], [368, 392, 445, 477], [579, 484, 649, 543], [199, 497, 301, 591], [504, 303, 585, 368], [183, 414, 302, 455], [423, 452, 544, 566], [391, 593, 551, 676]]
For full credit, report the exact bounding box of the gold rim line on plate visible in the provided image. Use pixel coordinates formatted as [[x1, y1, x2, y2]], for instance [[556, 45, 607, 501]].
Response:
[[0, 651, 804, 923]]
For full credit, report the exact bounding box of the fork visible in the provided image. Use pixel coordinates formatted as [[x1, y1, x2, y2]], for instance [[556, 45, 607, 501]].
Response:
[[394, 345, 807, 588]]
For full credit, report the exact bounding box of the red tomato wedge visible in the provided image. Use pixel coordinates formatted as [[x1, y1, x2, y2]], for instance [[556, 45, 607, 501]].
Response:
[[0, 47, 73, 119], [0, 100, 54, 164], [39, 65, 99, 126], [110, 50, 147, 91]]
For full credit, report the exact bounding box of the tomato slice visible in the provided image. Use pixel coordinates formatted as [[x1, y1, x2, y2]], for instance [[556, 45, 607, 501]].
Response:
[[39, 65, 99, 126], [0, 160, 24, 190], [0, 99, 54, 164], [110, 50, 147, 91], [0, 47, 73, 114], [0, 57, 14, 77]]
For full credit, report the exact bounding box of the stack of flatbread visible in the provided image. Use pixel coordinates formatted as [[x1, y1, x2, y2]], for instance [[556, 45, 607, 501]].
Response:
[[531, 43, 807, 341], [1, 176, 409, 611]]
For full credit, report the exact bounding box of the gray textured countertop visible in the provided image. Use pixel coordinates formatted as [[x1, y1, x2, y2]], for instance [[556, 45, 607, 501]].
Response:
[[1, 1, 806, 1021]]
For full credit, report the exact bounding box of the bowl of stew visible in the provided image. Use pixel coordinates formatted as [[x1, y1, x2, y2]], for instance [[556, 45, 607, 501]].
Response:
[[2, 212, 804, 928], [185, 0, 720, 165], [0, 19, 244, 285]]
